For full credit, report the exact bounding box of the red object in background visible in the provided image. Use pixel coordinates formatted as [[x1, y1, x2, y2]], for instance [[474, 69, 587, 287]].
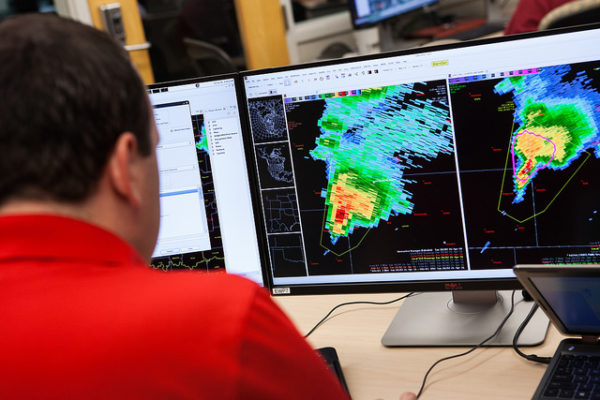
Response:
[[409, 18, 488, 39], [504, 0, 574, 34]]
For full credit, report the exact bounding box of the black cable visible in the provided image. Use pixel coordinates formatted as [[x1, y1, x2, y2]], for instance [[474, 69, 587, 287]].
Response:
[[415, 290, 516, 399], [304, 292, 418, 338], [512, 303, 552, 364]]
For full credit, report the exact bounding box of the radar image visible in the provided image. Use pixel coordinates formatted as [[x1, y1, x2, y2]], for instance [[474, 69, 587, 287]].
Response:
[[450, 61, 600, 269], [249, 81, 468, 277]]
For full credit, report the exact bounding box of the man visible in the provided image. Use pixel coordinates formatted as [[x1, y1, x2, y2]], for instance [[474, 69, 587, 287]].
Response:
[[0, 13, 417, 400], [0, 13, 342, 399]]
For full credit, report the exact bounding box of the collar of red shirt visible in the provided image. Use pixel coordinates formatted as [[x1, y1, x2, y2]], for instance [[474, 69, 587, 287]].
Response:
[[0, 214, 146, 266]]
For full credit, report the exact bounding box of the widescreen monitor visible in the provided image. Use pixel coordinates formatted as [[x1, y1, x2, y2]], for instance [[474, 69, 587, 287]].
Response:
[[349, 0, 437, 28], [240, 25, 600, 345], [148, 75, 265, 286]]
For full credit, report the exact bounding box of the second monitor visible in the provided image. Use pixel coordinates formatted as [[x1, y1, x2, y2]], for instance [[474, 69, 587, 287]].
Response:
[[148, 76, 265, 286], [349, 0, 438, 28]]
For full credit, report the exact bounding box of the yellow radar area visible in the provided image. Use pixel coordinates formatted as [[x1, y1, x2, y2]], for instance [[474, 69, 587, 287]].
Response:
[[512, 129, 559, 190], [326, 172, 377, 237]]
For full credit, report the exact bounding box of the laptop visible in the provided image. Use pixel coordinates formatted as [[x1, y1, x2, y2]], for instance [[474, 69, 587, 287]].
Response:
[[514, 264, 600, 400]]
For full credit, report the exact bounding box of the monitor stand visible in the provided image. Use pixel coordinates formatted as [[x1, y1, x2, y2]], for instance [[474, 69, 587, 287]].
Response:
[[381, 290, 549, 347]]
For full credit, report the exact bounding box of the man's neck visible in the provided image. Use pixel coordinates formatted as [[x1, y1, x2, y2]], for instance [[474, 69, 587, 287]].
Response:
[[0, 189, 152, 264], [0, 199, 91, 221]]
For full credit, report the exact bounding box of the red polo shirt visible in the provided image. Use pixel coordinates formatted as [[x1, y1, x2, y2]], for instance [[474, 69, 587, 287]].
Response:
[[0, 214, 349, 399]]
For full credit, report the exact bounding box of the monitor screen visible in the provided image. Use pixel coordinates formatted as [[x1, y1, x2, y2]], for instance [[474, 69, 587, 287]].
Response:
[[531, 276, 600, 333], [515, 264, 600, 336], [148, 76, 265, 285], [349, 0, 437, 28], [241, 25, 600, 295]]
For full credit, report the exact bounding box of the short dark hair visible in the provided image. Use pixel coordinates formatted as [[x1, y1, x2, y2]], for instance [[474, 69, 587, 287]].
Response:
[[0, 13, 152, 204]]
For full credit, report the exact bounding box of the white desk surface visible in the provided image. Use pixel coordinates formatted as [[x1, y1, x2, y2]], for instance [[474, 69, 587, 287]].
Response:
[[276, 293, 565, 400]]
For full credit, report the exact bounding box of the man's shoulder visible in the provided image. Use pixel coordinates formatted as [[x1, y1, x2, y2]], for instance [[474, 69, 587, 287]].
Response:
[[128, 267, 263, 299], [101, 269, 270, 338], [123, 268, 267, 315]]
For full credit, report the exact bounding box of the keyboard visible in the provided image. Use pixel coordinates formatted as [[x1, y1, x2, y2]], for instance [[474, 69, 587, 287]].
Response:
[[541, 354, 600, 399]]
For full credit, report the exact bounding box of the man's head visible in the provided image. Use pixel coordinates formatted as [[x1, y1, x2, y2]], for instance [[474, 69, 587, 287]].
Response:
[[0, 14, 160, 261]]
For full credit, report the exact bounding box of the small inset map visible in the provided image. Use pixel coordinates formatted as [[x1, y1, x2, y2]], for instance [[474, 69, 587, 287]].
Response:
[[268, 233, 307, 277], [248, 95, 287, 143], [262, 188, 301, 233], [256, 143, 294, 188]]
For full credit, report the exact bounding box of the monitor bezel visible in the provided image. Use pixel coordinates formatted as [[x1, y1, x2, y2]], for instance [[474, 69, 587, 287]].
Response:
[[239, 23, 600, 296], [241, 23, 600, 80], [348, 0, 439, 29], [148, 73, 272, 289]]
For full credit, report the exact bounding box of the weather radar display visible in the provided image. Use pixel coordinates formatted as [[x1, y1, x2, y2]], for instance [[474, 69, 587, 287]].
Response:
[[311, 84, 452, 245], [494, 65, 600, 207], [450, 60, 600, 269], [246, 55, 600, 281], [248, 80, 467, 277]]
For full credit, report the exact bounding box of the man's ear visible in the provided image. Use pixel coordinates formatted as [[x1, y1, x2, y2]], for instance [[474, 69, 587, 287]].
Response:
[[107, 132, 142, 207]]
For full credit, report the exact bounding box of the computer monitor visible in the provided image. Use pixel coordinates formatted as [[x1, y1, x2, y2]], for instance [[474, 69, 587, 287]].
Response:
[[349, 0, 437, 28], [148, 75, 265, 286], [240, 24, 600, 346]]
